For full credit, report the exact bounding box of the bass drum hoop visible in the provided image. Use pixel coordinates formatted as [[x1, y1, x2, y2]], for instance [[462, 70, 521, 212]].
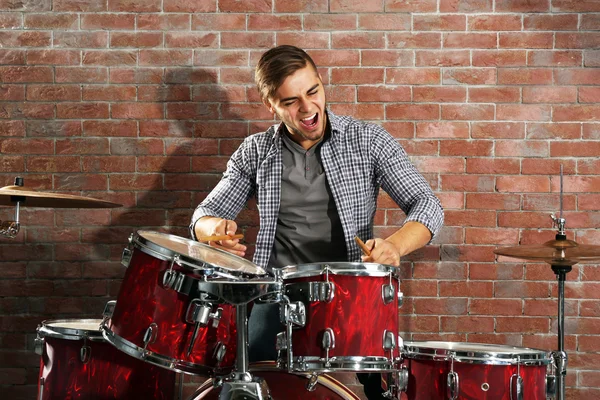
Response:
[[275, 262, 398, 279], [37, 319, 104, 342]]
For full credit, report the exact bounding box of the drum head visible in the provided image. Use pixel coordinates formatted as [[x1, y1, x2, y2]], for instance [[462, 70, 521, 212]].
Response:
[[38, 319, 103, 341], [135, 231, 265, 277], [404, 341, 551, 365], [275, 262, 397, 279]]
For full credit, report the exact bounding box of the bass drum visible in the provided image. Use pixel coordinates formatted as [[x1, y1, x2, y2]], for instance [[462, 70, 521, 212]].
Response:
[[190, 362, 360, 399]]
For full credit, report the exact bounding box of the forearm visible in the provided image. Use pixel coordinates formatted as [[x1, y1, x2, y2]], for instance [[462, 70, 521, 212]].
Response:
[[385, 221, 433, 257], [193, 216, 225, 240]]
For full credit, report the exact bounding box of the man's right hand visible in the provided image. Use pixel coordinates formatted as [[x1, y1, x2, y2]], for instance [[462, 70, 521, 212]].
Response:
[[194, 217, 247, 257]]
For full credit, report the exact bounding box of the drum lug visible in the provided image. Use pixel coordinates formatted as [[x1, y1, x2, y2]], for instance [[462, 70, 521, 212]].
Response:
[[321, 328, 335, 367], [213, 342, 227, 364], [399, 365, 409, 392], [275, 331, 287, 351], [383, 330, 396, 350], [546, 375, 557, 399], [280, 301, 306, 328], [80, 342, 91, 364], [185, 300, 222, 328], [447, 370, 459, 400], [285, 281, 335, 303], [102, 300, 116, 322], [398, 290, 404, 307], [120, 233, 134, 267], [142, 323, 158, 355], [382, 284, 395, 305], [34, 335, 44, 356], [306, 373, 319, 392], [510, 374, 523, 400]]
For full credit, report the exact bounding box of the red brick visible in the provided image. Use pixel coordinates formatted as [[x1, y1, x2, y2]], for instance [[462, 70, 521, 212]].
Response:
[[82, 50, 137, 66], [357, 86, 410, 102], [496, 0, 549, 11], [381, 122, 414, 139], [24, 13, 77, 29], [110, 32, 162, 48], [0, 31, 50, 47], [554, 105, 600, 122], [524, 192, 575, 212], [528, 124, 579, 141], [110, 138, 164, 155], [386, 104, 439, 120], [445, 210, 496, 227], [165, 32, 217, 48], [83, 121, 137, 137], [55, 67, 108, 83], [329, 104, 384, 120], [497, 104, 552, 121], [0, 121, 25, 137], [466, 193, 520, 210], [414, 14, 466, 31], [528, 50, 582, 67], [580, 87, 600, 103], [56, 138, 109, 155], [332, 32, 385, 49], [414, 298, 468, 315], [468, 14, 521, 31], [414, 86, 466, 102], [555, 69, 600, 85], [497, 317, 551, 333], [163, 0, 215, 11], [0, 102, 53, 119], [498, 68, 553, 85], [442, 104, 494, 120], [472, 50, 527, 66], [468, 87, 519, 103], [443, 33, 496, 49], [26, 121, 79, 137], [0, 66, 52, 83], [1, 138, 53, 154], [412, 156, 464, 173], [54, 0, 106, 11], [138, 13, 189, 30], [466, 227, 519, 244], [443, 68, 495, 85], [222, 32, 274, 49], [191, 14, 245, 31], [137, 156, 190, 173], [358, 14, 410, 31], [583, 123, 600, 139], [111, 102, 163, 119], [26, 156, 80, 172], [416, 122, 468, 138], [502, 31, 557, 47], [193, 50, 249, 67], [109, 174, 162, 190], [386, 68, 440, 85], [415, 50, 469, 67], [472, 122, 525, 138], [82, 156, 136, 173], [524, 14, 579, 31], [81, 13, 135, 29], [83, 85, 136, 101], [107, 0, 160, 12], [274, 0, 328, 12], [399, 139, 437, 155], [554, 0, 600, 12], [26, 84, 80, 101], [164, 174, 221, 191], [496, 176, 551, 193], [308, 50, 360, 67], [165, 67, 217, 84], [556, 33, 600, 49], [165, 138, 218, 156], [0, 14, 22, 29], [54, 31, 108, 48], [497, 140, 549, 158], [221, 103, 273, 120], [248, 14, 302, 31], [440, 140, 492, 156], [560, 176, 600, 193], [194, 121, 247, 138], [440, 316, 495, 333], [57, 102, 109, 119], [330, 68, 384, 85], [388, 32, 441, 49], [441, 175, 495, 192], [578, 159, 600, 175], [522, 158, 576, 175]]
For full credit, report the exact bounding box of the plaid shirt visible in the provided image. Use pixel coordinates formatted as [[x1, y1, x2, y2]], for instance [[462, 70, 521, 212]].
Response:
[[190, 110, 444, 269]]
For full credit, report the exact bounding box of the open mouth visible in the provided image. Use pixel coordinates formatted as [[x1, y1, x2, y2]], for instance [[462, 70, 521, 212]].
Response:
[[299, 113, 319, 129]]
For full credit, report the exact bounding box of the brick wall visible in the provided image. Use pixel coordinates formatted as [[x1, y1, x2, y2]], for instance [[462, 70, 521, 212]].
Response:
[[1, 0, 600, 398]]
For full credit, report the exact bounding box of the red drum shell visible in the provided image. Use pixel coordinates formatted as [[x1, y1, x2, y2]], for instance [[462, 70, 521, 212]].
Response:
[[36, 319, 175, 400], [192, 361, 360, 399], [106, 248, 238, 375], [279, 263, 400, 371], [402, 341, 551, 400]]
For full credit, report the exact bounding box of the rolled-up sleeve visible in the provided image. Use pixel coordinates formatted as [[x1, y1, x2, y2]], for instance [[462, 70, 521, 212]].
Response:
[[189, 138, 257, 240]]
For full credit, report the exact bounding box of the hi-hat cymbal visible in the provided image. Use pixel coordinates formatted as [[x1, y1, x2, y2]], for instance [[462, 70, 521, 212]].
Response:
[[0, 185, 122, 208], [494, 239, 600, 266]]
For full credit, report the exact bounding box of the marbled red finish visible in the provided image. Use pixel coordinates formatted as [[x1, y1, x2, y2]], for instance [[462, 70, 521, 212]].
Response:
[[37, 331, 175, 399], [194, 362, 360, 399], [107, 249, 238, 374], [285, 273, 400, 360], [402, 356, 549, 399]]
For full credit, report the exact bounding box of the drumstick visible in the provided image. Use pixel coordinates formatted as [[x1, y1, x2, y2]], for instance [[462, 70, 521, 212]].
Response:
[[197, 234, 244, 242], [354, 236, 371, 256]]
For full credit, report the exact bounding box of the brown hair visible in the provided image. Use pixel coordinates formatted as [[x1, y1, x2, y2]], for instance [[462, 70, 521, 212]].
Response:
[[255, 45, 318, 102]]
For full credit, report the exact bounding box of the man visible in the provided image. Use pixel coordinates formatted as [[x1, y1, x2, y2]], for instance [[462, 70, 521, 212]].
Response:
[[190, 45, 443, 399]]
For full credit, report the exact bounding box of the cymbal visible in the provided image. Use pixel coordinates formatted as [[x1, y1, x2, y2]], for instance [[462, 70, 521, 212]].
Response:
[[0, 185, 122, 208], [494, 239, 600, 266]]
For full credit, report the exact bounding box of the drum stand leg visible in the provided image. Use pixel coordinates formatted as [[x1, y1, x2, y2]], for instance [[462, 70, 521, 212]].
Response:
[[551, 265, 571, 400], [217, 303, 270, 400]]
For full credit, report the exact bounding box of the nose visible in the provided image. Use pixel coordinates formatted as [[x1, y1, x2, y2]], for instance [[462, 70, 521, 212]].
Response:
[[298, 96, 310, 112]]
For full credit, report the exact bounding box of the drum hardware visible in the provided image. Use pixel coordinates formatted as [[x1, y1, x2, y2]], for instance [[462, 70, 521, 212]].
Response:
[[382, 368, 408, 400], [306, 373, 319, 391], [383, 330, 396, 363], [321, 328, 336, 368], [447, 356, 459, 400], [0, 177, 122, 238], [80, 339, 92, 364], [509, 357, 524, 400], [38, 377, 44, 400], [382, 272, 395, 304], [284, 281, 335, 303], [142, 323, 158, 356], [279, 300, 306, 328], [185, 300, 223, 356], [121, 234, 134, 267], [493, 167, 600, 400], [102, 300, 116, 322]]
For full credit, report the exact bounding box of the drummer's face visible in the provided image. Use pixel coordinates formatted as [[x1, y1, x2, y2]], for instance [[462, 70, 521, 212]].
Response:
[[264, 65, 327, 151]]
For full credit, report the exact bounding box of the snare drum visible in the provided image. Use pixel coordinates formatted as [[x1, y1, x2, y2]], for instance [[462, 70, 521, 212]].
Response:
[[402, 341, 552, 400], [275, 262, 401, 372], [35, 319, 176, 400], [189, 361, 360, 399], [102, 230, 265, 375]]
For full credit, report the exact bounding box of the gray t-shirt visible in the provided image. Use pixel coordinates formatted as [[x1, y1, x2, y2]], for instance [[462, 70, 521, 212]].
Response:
[[268, 129, 347, 270]]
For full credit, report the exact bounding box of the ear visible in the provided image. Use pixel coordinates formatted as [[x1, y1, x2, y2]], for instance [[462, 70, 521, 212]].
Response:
[[263, 98, 275, 115]]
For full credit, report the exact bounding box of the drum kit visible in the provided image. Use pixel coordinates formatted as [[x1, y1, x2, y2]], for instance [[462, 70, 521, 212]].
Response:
[[3, 174, 600, 400]]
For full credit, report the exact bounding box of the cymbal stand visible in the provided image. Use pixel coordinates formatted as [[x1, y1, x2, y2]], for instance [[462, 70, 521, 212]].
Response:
[[551, 262, 569, 400], [0, 178, 23, 239]]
